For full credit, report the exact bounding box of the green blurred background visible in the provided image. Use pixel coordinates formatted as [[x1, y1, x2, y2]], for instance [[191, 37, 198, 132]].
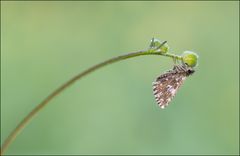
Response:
[[1, 1, 239, 155]]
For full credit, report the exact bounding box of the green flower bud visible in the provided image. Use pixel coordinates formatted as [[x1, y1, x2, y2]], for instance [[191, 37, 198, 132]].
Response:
[[159, 42, 169, 53], [182, 51, 198, 67], [149, 38, 169, 53]]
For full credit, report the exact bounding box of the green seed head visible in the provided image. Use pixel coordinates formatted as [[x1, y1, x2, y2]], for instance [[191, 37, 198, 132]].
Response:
[[149, 38, 169, 53], [182, 51, 199, 67], [159, 42, 169, 53]]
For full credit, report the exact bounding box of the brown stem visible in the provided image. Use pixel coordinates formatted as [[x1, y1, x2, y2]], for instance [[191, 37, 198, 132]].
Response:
[[1, 42, 181, 155]]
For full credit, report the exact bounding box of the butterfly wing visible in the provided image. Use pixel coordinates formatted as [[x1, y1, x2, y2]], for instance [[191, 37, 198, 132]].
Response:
[[152, 69, 187, 109]]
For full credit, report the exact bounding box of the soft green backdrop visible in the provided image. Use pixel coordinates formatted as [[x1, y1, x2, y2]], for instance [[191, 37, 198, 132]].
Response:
[[1, 1, 239, 155]]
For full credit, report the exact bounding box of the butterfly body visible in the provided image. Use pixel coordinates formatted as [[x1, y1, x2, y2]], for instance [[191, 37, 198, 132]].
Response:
[[152, 64, 194, 109]]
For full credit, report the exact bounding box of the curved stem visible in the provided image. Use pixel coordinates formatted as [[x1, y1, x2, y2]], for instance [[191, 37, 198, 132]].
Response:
[[1, 42, 181, 155]]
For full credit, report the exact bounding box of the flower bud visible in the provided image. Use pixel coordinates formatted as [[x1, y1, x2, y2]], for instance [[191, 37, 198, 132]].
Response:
[[149, 38, 169, 53], [182, 51, 198, 67]]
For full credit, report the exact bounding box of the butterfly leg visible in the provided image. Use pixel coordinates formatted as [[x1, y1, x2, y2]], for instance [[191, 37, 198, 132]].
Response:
[[179, 65, 188, 72], [172, 57, 177, 65]]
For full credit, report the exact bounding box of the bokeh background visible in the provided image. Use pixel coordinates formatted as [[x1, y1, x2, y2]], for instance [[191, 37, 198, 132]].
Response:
[[1, 1, 239, 155]]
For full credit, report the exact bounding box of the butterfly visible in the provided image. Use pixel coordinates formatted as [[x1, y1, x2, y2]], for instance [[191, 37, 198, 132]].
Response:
[[152, 64, 195, 109]]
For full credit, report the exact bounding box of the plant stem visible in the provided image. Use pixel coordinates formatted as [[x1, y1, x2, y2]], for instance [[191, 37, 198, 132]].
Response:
[[1, 42, 181, 155]]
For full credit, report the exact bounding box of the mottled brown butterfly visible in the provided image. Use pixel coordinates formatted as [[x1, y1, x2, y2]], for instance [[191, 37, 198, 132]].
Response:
[[152, 64, 195, 109]]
